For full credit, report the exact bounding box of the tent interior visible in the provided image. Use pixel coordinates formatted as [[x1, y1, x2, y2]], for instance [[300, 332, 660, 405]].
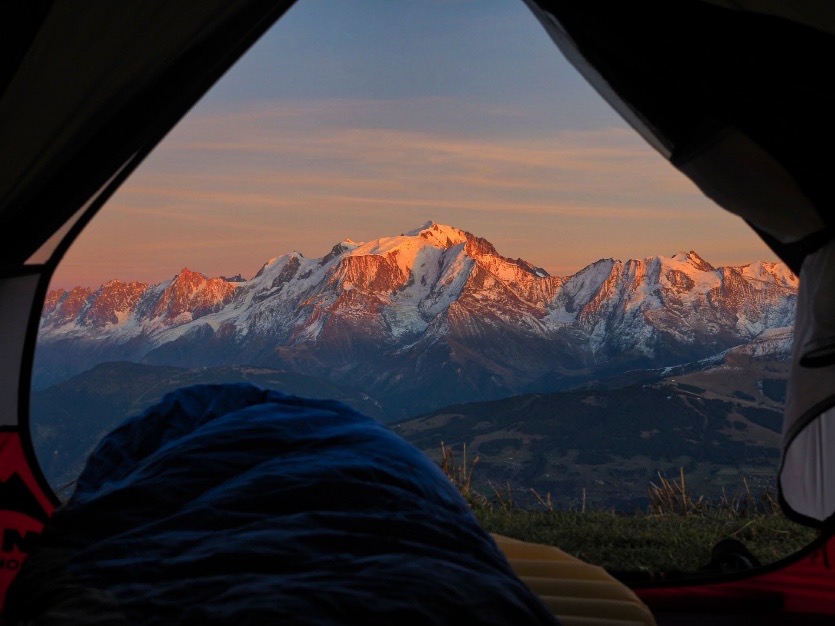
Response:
[[2, 1, 835, 623]]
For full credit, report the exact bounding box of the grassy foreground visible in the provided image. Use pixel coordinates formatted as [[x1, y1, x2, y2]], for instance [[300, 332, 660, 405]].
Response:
[[439, 443, 818, 573], [472, 505, 816, 573]]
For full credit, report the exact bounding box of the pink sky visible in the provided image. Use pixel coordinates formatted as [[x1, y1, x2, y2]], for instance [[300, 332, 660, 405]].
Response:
[[49, 1, 777, 290]]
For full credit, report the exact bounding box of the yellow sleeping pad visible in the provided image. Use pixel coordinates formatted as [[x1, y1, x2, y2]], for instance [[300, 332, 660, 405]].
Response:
[[492, 534, 656, 626]]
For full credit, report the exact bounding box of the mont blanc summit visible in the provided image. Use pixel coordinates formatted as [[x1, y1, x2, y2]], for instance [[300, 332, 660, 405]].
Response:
[[38, 222, 797, 414]]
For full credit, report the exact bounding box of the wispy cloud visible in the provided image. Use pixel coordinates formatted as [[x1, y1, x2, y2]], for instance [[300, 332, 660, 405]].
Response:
[[126, 99, 705, 218], [55, 97, 771, 287]]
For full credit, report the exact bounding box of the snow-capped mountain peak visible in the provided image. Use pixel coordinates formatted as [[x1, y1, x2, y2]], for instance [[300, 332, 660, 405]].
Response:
[[668, 250, 715, 273], [150, 268, 239, 324], [37, 225, 797, 415]]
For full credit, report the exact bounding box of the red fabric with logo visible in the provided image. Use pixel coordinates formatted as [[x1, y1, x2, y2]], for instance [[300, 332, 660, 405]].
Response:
[[0, 432, 55, 613]]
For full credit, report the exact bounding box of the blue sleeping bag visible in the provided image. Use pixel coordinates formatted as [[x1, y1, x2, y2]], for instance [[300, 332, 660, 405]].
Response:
[[8, 384, 559, 625]]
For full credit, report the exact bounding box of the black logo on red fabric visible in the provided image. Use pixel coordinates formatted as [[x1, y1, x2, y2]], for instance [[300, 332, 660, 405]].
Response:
[[0, 474, 48, 524]]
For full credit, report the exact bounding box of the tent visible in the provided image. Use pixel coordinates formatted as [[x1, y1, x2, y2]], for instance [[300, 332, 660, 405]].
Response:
[[1, 0, 834, 622]]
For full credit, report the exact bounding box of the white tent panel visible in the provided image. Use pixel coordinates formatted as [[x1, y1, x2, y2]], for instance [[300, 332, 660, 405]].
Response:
[[0, 273, 41, 427], [794, 239, 835, 367], [781, 408, 835, 522], [780, 238, 835, 522]]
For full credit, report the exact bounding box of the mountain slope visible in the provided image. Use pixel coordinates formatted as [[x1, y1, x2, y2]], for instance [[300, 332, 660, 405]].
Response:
[[393, 351, 788, 510]]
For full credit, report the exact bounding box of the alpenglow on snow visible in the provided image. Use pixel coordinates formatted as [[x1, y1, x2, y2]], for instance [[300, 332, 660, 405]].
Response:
[[38, 222, 797, 415]]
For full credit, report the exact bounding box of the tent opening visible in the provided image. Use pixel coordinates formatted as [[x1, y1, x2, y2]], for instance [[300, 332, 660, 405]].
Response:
[[26, 0, 814, 584]]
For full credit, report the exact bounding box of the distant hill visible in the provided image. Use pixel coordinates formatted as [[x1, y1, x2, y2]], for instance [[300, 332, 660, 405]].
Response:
[[393, 353, 788, 510]]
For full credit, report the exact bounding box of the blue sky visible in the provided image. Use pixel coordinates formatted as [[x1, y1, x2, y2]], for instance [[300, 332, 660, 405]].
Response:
[[52, 0, 776, 288]]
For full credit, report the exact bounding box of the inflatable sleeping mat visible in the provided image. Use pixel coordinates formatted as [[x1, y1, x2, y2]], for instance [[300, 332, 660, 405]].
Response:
[[494, 534, 654, 626], [4, 384, 652, 625]]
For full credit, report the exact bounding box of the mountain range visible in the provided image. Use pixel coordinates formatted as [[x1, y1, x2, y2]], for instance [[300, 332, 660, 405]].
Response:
[[37, 222, 798, 416]]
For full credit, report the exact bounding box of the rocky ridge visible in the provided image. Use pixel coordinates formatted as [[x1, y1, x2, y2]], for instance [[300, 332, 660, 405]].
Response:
[[37, 222, 798, 415]]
